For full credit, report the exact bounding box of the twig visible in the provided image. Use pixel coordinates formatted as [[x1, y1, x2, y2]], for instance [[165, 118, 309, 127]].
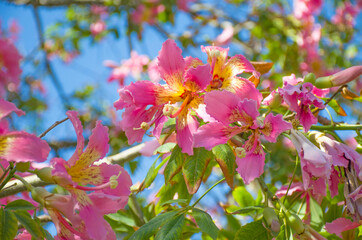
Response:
[[38, 117, 69, 138], [32, 2, 71, 110], [0, 143, 144, 198]]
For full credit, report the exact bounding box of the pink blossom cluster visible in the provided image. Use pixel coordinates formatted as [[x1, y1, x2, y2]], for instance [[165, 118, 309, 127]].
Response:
[[104, 51, 160, 86], [89, 5, 108, 37], [0, 21, 22, 97], [332, 1, 360, 28], [114, 39, 291, 184], [0, 98, 132, 239]]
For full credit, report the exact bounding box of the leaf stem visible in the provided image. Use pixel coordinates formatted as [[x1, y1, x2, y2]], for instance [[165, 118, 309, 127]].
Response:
[[191, 177, 225, 208], [283, 155, 299, 205], [308, 124, 361, 131], [0, 162, 16, 191]]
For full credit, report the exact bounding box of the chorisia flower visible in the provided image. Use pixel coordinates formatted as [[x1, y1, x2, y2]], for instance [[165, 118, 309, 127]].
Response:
[[0, 36, 22, 97], [194, 90, 292, 184], [293, 0, 322, 20], [278, 76, 325, 132], [104, 51, 150, 85], [201, 45, 262, 102], [50, 111, 132, 240], [325, 218, 361, 239], [0, 99, 50, 163], [214, 22, 234, 46], [332, 1, 359, 28], [90, 20, 106, 36], [114, 39, 213, 155], [31, 187, 88, 240], [289, 129, 332, 197]]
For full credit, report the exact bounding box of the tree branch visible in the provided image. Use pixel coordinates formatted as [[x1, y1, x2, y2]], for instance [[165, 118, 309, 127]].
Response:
[[0, 143, 144, 198]]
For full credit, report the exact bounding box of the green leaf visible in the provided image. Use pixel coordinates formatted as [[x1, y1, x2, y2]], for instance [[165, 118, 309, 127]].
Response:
[[212, 144, 236, 188], [129, 211, 178, 240], [324, 204, 342, 223], [310, 198, 324, 230], [227, 206, 263, 215], [154, 142, 177, 154], [164, 146, 184, 184], [235, 220, 268, 240], [0, 208, 18, 240], [191, 208, 219, 240], [154, 214, 185, 240], [182, 148, 212, 194], [232, 186, 255, 208], [13, 210, 43, 239], [139, 156, 169, 191], [327, 99, 347, 116], [5, 199, 35, 211], [161, 199, 189, 206]]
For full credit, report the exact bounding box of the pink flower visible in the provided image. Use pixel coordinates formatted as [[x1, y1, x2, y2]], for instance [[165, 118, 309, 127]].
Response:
[[279, 79, 324, 131], [214, 23, 234, 46], [325, 218, 361, 238], [293, 0, 323, 20], [289, 129, 332, 197], [90, 20, 106, 36], [194, 90, 291, 184], [114, 39, 213, 155], [314, 66, 362, 88], [104, 51, 150, 85], [332, 1, 359, 27], [0, 37, 22, 96], [50, 111, 132, 240], [201, 45, 262, 102], [0, 99, 50, 163]]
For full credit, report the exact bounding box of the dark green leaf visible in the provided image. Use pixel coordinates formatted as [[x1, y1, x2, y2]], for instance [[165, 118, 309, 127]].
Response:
[[235, 220, 268, 240], [161, 199, 189, 206], [0, 208, 18, 240], [182, 148, 212, 194], [212, 144, 236, 188], [192, 208, 219, 240], [139, 156, 169, 191], [129, 211, 178, 240], [164, 146, 184, 184], [154, 213, 185, 240], [5, 200, 35, 211], [13, 210, 43, 239]]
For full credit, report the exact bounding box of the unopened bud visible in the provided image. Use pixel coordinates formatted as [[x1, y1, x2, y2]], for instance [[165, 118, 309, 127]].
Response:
[[314, 66, 362, 89], [303, 73, 316, 84], [235, 147, 246, 159], [287, 212, 305, 235], [35, 167, 55, 183], [31, 187, 52, 205], [263, 207, 280, 233], [163, 103, 175, 116]]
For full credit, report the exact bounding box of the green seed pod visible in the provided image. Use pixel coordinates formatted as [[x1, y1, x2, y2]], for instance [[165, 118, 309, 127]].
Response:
[[16, 162, 30, 172]]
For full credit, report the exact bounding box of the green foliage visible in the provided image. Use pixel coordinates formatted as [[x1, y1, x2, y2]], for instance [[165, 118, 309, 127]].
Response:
[[154, 213, 185, 240], [0, 208, 18, 240], [212, 144, 236, 188], [235, 220, 269, 240], [191, 208, 219, 240]]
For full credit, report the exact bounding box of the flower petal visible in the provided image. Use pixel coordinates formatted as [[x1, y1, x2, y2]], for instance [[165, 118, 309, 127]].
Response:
[[66, 111, 85, 166], [0, 131, 50, 163], [325, 218, 360, 238], [204, 90, 239, 124], [223, 77, 263, 106], [236, 151, 265, 185], [201, 46, 229, 76], [184, 64, 212, 91], [176, 114, 199, 155], [0, 99, 25, 120], [220, 54, 257, 80], [157, 39, 185, 90], [261, 113, 292, 142], [194, 123, 238, 150]]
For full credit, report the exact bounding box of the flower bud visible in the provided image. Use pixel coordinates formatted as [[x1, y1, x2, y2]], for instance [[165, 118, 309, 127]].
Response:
[[262, 91, 282, 109], [35, 167, 55, 183], [303, 73, 316, 84], [263, 207, 280, 233], [314, 66, 362, 89], [287, 212, 305, 235]]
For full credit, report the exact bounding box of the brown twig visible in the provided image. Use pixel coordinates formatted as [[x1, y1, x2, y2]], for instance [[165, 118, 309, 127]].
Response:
[[38, 117, 69, 138]]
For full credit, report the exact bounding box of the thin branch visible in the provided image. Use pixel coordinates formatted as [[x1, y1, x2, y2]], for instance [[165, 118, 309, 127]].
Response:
[[32, 2, 71, 110], [0, 143, 144, 198], [38, 117, 69, 138]]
